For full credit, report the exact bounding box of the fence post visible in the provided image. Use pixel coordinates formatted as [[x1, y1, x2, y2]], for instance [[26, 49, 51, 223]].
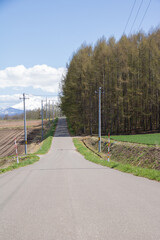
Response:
[[98, 87, 101, 152], [108, 132, 110, 162], [41, 100, 44, 141], [14, 138, 19, 164]]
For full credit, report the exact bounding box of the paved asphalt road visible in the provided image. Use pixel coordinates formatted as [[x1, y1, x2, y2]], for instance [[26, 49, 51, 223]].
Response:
[[0, 118, 160, 240]]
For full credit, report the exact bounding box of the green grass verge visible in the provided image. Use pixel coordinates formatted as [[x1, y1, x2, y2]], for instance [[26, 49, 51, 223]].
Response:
[[104, 133, 160, 145], [0, 118, 58, 174], [73, 138, 160, 181], [35, 118, 58, 155], [66, 118, 75, 136], [0, 155, 39, 174]]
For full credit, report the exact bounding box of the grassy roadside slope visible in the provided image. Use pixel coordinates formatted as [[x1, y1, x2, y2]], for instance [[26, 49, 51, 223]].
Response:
[[73, 138, 160, 181], [35, 118, 58, 155], [0, 155, 39, 174], [84, 137, 160, 170], [0, 118, 58, 174], [104, 133, 160, 145], [66, 118, 75, 136]]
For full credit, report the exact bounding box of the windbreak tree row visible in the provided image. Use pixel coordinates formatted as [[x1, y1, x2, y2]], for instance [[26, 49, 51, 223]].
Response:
[[60, 29, 160, 135]]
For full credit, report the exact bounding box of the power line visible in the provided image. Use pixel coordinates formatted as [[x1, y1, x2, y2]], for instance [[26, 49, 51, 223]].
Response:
[[129, 0, 144, 35], [23, 94, 56, 97], [138, 0, 152, 31], [41, 100, 44, 140], [123, 0, 137, 35], [19, 93, 29, 155], [34, 94, 56, 97]]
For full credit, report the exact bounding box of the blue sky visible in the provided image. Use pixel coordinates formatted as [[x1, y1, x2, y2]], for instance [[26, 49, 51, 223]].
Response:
[[0, 0, 160, 108]]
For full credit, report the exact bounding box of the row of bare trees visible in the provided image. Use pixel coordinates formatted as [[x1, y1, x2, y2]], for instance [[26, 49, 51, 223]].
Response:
[[60, 29, 160, 135], [0, 104, 62, 120]]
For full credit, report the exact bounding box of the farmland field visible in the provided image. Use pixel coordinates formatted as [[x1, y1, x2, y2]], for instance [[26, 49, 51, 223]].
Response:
[[0, 120, 48, 158], [0, 119, 43, 129], [105, 133, 160, 145]]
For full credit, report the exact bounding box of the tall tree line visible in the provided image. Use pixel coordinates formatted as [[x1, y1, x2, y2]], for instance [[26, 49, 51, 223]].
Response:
[[60, 29, 160, 135]]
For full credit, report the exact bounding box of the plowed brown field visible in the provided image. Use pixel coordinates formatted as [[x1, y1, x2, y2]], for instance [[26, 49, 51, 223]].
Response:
[[0, 119, 42, 129], [0, 120, 47, 158]]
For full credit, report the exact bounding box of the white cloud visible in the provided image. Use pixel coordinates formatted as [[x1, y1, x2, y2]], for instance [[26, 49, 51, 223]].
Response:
[[0, 94, 21, 109], [0, 64, 67, 93], [0, 94, 58, 110], [13, 94, 58, 110], [0, 94, 21, 102]]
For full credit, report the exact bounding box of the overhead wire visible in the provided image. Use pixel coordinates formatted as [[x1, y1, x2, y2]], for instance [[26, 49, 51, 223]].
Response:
[[29, 94, 56, 97], [138, 0, 152, 31], [129, 0, 144, 35], [123, 0, 137, 35]]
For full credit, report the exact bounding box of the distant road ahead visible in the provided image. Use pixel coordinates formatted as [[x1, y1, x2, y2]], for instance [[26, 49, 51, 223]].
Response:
[[0, 118, 160, 240]]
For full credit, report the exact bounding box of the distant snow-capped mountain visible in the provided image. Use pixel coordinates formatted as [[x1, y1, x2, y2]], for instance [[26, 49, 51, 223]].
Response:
[[12, 95, 57, 111], [12, 97, 41, 111], [0, 96, 58, 117], [0, 96, 42, 117], [0, 107, 23, 117]]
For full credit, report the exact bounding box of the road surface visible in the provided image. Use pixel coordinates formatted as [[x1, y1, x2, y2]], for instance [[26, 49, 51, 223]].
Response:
[[0, 118, 160, 240]]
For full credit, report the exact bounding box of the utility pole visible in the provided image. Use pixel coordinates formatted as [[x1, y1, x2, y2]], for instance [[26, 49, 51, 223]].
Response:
[[20, 93, 29, 155], [52, 101, 54, 122], [41, 100, 44, 140], [98, 87, 101, 152], [46, 97, 47, 120], [49, 100, 50, 122]]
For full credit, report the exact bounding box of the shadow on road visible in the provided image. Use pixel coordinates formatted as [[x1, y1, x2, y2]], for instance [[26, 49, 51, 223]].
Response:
[[54, 118, 70, 137], [32, 167, 107, 171]]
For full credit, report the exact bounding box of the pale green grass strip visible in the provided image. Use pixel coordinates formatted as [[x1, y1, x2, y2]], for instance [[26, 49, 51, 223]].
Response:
[[0, 118, 58, 174], [35, 118, 58, 155], [0, 155, 39, 174], [73, 138, 160, 181], [103, 133, 160, 145]]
